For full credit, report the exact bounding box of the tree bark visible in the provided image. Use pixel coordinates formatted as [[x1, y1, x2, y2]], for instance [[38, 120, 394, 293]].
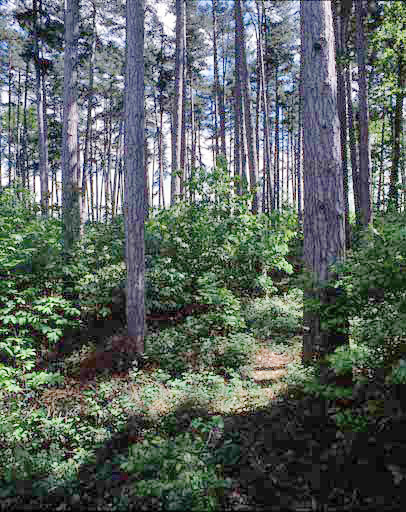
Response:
[[8, 52, 12, 185], [301, 1, 347, 369], [125, 0, 145, 353], [274, 70, 280, 210], [345, 63, 360, 223], [21, 60, 29, 189], [235, 0, 258, 212], [213, 0, 226, 159], [33, 0, 49, 215], [257, 0, 272, 212], [388, 49, 405, 211], [377, 112, 385, 211], [332, 0, 351, 248], [62, 0, 81, 279], [171, 0, 185, 204], [82, 2, 96, 226], [212, 0, 219, 159], [355, 0, 372, 226]]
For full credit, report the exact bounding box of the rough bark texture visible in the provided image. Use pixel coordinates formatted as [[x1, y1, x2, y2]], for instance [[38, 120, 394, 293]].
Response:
[[171, 0, 185, 204], [125, 0, 145, 354], [332, 0, 351, 248], [82, 2, 96, 227], [62, 0, 80, 275], [257, 0, 272, 212], [388, 49, 405, 210], [235, 0, 258, 212], [355, 0, 372, 226], [33, 0, 49, 216], [301, 1, 346, 367], [345, 63, 360, 222], [233, 6, 243, 196]]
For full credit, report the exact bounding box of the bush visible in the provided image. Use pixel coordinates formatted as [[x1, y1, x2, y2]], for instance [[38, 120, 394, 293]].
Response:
[[331, 211, 406, 373], [0, 185, 79, 392], [121, 425, 230, 511]]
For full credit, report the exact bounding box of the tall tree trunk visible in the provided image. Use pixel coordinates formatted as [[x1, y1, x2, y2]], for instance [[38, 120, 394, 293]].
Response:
[[213, 0, 226, 159], [255, 28, 261, 179], [8, 52, 12, 185], [235, 0, 258, 212], [345, 63, 360, 223], [388, 49, 405, 211], [159, 109, 165, 208], [125, 0, 145, 353], [171, 0, 185, 204], [301, 1, 347, 371], [257, 0, 272, 212], [82, 2, 96, 226], [21, 60, 29, 189], [62, 0, 80, 287], [112, 121, 123, 217], [33, 0, 49, 215], [274, 70, 280, 210], [234, 24, 243, 196], [355, 0, 372, 226], [332, 0, 351, 248], [377, 112, 385, 211], [180, 6, 187, 195], [212, 0, 219, 159], [190, 77, 196, 202], [15, 69, 21, 182]]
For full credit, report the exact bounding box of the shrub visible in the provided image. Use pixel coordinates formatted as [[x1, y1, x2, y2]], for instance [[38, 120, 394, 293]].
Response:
[[0, 186, 79, 392], [121, 427, 230, 511]]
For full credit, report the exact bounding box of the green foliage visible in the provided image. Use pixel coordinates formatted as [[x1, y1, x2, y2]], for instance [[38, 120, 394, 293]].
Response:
[[146, 322, 257, 376], [333, 410, 369, 433], [0, 402, 107, 497], [0, 186, 79, 392], [332, 212, 406, 371], [121, 427, 230, 511], [147, 163, 295, 302], [387, 359, 406, 385], [326, 344, 374, 377], [242, 288, 303, 342]]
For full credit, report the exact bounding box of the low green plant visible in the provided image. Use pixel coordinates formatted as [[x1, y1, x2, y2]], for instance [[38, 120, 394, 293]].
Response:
[[0, 186, 79, 392], [121, 429, 230, 511], [334, 410, 369, 432], [387, 359, 406, 385], [243, 289, 303, 341]]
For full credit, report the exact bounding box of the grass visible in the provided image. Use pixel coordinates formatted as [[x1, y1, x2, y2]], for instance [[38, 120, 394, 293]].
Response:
[[0, 288, 308, 509]]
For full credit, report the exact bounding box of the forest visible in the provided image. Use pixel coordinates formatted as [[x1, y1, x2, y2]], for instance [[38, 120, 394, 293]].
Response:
[[0, 0, 405, 509]]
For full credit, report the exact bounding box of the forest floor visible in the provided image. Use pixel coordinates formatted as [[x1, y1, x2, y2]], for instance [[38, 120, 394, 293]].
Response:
[[3, 279, 406, 511]]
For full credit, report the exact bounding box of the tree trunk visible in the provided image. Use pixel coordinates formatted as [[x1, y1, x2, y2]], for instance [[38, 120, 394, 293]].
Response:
[[274, 70, 280, 210], [62, 0, 81, 283], [213, 0, 226, 159], [235, 0, 258, 212], [190, 77, 196, 202], [388, 49, 405, 211], [257, 0, 272, 212], [234, 27, 243, 196], [212, 0, 219, 159], [82, 2, 96, 226], [171, 0, 185, 204], [33, 0, 49, 215], [345, 63, 360, 223], [301, 1, 347, 371], [21, 60, 29, 189], [125, 0, 145, 353], [355, 0, 372, 226], [377, 112, 385, 211], [8, 52, 12, 185], [332, 0, 351, 248]]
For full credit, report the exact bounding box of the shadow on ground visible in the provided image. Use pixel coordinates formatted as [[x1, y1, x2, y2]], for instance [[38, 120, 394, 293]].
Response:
[[7, 388, 406, 512]]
